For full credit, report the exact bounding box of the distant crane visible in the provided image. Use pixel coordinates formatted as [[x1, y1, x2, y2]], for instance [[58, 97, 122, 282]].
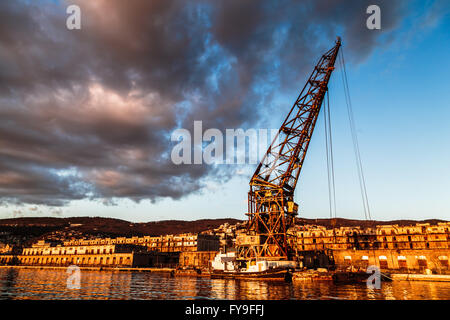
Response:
[[237, 37, 341, 262]]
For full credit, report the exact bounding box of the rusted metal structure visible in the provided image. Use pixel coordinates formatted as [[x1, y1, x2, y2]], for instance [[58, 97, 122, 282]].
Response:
[[237, 38, 341, 261]]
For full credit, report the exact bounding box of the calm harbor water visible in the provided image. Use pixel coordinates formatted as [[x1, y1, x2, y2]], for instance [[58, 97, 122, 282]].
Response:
[[0, 267, 449, 300]]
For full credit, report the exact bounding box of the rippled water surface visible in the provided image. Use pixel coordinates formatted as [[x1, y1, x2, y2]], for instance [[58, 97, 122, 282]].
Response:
[[0, 267, 449, 300]]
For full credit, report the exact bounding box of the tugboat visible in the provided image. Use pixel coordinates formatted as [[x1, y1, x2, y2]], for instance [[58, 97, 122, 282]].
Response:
[[210, 252, 295, 282]]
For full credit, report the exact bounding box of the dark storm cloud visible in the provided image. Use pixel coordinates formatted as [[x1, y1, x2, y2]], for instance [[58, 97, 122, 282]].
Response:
[[0, 0, 410, 206]]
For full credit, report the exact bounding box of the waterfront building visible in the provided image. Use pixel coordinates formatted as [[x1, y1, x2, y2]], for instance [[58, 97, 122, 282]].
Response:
[[290, 222, 450, 273], [179, 251, 218, 269], [0, 233, 220, 268], [17, 242, 150, 267], [61, 233, 219, 253], [0, 243, 12, 254]]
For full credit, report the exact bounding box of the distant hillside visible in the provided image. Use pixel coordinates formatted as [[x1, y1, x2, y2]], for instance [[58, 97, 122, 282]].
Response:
[[0, 217, 243, 238], [0, 216, 447, 242]]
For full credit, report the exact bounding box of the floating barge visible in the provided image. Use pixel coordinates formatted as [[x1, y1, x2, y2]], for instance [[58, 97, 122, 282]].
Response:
[[210, 268, 293, 281], [292, 269, 334, 282], [292, 269, 393, 284]]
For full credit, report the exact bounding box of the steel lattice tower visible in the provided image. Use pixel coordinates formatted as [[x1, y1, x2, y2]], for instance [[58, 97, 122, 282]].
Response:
[[237, 38, 341, 261]]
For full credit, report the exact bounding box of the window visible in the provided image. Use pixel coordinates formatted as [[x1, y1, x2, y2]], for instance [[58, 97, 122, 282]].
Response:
[[398, 256, 407, 269], [361, 256, 369, 267], [438, 256, 448, 268], [417, 256, 427, 268], [379, 256, 388, 269], [344, 256, 352, 266]]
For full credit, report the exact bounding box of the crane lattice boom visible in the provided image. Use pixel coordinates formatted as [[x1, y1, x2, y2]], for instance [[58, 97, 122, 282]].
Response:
[[237, 38, 341, 261]]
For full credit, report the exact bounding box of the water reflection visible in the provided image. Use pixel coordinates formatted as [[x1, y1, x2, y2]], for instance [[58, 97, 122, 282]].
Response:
[[0, 268, 18, 299], [0, 268, 448, 300]]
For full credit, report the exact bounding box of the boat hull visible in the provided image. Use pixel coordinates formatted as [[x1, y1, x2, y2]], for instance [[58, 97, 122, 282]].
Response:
[[210, 268, 293, 282]]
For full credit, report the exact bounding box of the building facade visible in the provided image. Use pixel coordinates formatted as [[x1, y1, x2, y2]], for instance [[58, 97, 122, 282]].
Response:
[[16, 241, 150, 267], [290, 222, 450, 273], [60, 233, 219, 253], [0, 233, 220, 268]]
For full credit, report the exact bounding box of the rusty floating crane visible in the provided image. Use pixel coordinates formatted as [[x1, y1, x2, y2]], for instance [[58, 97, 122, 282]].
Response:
[[236, 37, 341, 263]]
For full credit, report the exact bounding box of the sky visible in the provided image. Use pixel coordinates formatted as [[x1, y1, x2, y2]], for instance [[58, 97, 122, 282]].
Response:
[[0, 0, 449, 222]]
